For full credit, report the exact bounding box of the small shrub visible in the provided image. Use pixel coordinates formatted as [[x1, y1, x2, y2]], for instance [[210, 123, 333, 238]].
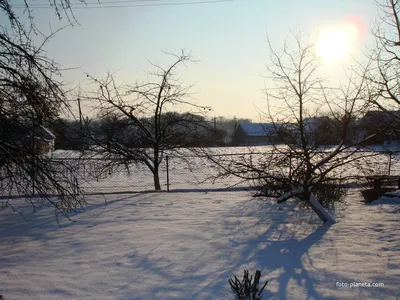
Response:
[[255, 175, 347, 209], [311, 179, 347, 209], [360, 187, 394, 203], [228, 269, 268, 300]]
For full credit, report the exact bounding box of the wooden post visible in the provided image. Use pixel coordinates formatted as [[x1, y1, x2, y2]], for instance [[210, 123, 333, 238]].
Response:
[[373, 178, 381, 190], [387, 151, 392, 176], [166, 155, 170, 192], [288, 150, 292, 178]]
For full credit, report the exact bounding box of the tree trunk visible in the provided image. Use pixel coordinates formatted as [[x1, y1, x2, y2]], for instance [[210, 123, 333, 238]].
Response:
[[153, 166, 161, 190], [153, 146, 162, 190], [309, 192, 336, 224]]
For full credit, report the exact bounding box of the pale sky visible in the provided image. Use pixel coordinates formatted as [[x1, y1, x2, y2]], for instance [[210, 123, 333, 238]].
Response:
[[13, 0, 378, 120]]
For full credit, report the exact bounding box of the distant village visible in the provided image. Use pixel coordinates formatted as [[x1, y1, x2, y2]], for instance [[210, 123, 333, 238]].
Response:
[[37, 109, 400, 152], [232, 111, 400, 147]]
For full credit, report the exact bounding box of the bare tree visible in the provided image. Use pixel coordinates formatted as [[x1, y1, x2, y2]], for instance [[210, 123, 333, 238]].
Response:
[[265, 35, 383, 222], [1, 0, 84, 30], [200, 34, 378, 224], [79, 51, 211, 190], [0, 1, 87, 217], [367, 0, 400, 113]]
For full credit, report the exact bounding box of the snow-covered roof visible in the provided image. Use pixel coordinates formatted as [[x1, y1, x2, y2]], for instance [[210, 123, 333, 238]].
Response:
[[36, 125, 56, 141], [239, 123, 281, 136]]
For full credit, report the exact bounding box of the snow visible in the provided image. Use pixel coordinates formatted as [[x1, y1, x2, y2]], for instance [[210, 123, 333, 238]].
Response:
[[360, 141, 400, 152], [0, 188, 399, 299], [43, 147, 400, 195], [370, 191, 400, 207]]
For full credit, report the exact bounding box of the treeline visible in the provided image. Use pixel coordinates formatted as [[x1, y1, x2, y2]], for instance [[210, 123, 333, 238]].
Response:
[[48, 113, 252, 150], [47, 110, 400, 150], [277, 111, 400, 147]]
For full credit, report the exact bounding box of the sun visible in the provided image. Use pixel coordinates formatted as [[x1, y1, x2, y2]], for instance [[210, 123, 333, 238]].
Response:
[[316, 16, 367, 62], [316, 29, 350, 61]]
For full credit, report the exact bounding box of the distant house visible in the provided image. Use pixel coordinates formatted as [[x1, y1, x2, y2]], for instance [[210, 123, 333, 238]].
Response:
[[303, 116, 331, 132], [260, 117, 339, 146], [32, 125, 56, 155], [303, 116, 339, 145], [231, 123, 282, 146]]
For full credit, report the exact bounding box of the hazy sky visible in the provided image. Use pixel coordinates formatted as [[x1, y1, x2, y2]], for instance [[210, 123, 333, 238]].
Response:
[[15, 0, 378, 120]]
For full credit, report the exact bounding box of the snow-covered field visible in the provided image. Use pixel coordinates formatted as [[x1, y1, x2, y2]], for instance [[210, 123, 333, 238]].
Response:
[[50, 146, 400, 194], [0, 188, 399, 299]]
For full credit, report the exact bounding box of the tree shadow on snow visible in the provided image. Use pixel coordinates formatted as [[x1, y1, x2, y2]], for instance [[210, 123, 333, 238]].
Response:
[[251, 223, 332, 299], [117, 196, 336, 300], [189, 198, 335, 300]]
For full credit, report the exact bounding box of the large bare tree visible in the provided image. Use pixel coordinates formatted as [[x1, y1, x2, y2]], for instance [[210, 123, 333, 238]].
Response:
[[0, 1, 86, 216], [79, 51, 211, 190], [367, 0, 400, 113], [200, 34, 378, 224], [262, 34, 376, 223]]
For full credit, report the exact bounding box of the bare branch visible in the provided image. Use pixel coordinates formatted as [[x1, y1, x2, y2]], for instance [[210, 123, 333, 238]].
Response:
[[78, 51, 212, 190]]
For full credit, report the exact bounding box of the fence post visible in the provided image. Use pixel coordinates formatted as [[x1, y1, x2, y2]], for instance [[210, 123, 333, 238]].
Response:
[[32, 155, 36, 196], [166, 155, 170, 192], [32, 169, 35, 196], [387, 151, 392, 176]]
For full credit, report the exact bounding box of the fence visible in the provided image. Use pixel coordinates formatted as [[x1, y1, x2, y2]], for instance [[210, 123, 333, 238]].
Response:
[[53, 152, 261, 194], [163, 150, 400, 192], [2, 149, 400, 197], [58, 149, 400, 194]]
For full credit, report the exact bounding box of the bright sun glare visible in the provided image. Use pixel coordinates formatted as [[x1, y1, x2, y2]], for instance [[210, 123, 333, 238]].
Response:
[[316, 16, 366, 62], [316, 30, 350, 61]]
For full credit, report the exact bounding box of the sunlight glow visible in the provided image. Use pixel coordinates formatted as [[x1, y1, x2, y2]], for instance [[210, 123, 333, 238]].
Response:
[[316, 29, 350, 61], [316, 16, 367, 62]]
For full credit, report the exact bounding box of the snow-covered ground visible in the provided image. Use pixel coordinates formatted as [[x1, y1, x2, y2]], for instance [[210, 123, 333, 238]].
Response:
[[48, 147, 400, 194], [0, 189, 399, 299]]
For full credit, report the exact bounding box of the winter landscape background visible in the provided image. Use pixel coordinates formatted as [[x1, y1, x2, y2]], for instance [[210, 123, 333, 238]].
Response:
[[1, 0, 400, 299], [0, 146, 399, 299]]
